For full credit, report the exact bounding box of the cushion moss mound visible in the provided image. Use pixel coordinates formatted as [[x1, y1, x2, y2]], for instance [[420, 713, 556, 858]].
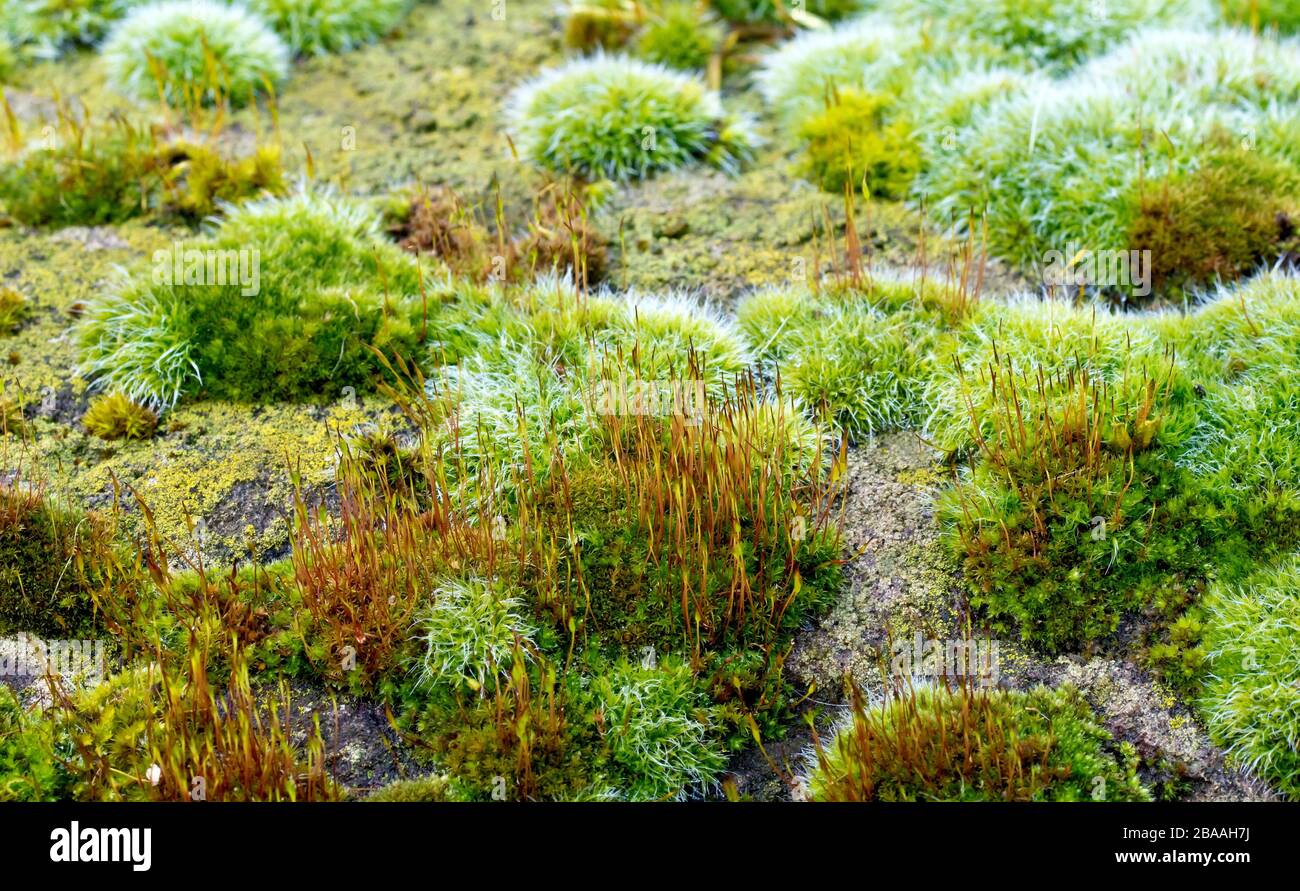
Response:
[[808, 684, 1149, 801], [506, 54, 757, 180], [77, 189, 429, 407]]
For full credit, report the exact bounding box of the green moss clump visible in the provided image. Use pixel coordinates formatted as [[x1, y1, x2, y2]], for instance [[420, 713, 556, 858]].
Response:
[[0, 685, 60, 801], [1146, 611, 1207, 695], [0, 0, 136, 62], [0, 285, 27, 334], [634, 3, 721, 72], [1128, 138, 1300, 298], [101, 0, 289, 107], [1222, 0, 1300, 33], [940, 444, 1209, 652], [77, 188, 428, 407], [82, 392, 158, 441], [874, 0, 1214, 71], [0, 119, 285, 228], [0, 485, 115, 637], [1199, 554, 1300, 798], [737, 283, 938, 440], [709, 0, 861, 26], [593, 659, 726, 800], [797, 89, 920, 197], [915, 29, 1300, 297], [935, 345, 1213, 651], [506, 55, 756, 180], [411, 664, 612, 802], [247, 0, 410, 57], [412, 576, 538, 694], [156, 140, 287, 219], [363, 774, 456, 802], [0, 119, 157, 227], [808, 684, 1149, 801]]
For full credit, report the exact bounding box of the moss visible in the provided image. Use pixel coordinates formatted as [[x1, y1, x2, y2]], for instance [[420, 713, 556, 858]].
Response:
[[82, 391, 158, 441], [77, 188, 429, 406], [874, 0, 1215, 72], [388, 184, 609, 287], [1127, 137, 1300, 298], [562, 0, 638, 52], [0, 284, 26, 334], [0, 388, 22, 434], [592, 659, 726, 800], [808, 683, 1150, 801], [796, 89, 920, 198], [0, 0, 136, 62], [49, 648, 336, 801], [412, 575, 538, 694], [709, 0, 862, 26], [363, 774, 456, 801], [155, 140, 287, 220], [1146, 610, 1207, 695], [634, 3, 721, 73], [915, 28, 1300, 298], [0, 684, 61, 801], [247, 0, 411, 57], [0, 114, 286, 229], [410, 666, 612, 801], [101, 0, 290, 107], [1222, 0, 1300, 33], [388, 186, 495, 279], [737, 283, 938, 439], [505, 55, 757, 181], [0, 485, 115, 637], [0, 117, 158, 227], [1198, 554, 1300, 798]]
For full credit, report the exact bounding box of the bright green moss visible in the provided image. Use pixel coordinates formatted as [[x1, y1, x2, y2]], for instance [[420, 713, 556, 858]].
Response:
[[0, 120, 284, 228], [593, 659, 726, 800], [797, 89, 920, 197], [1199, 555, 1300, 797], [412, 576, 538, 694], [0, 0, 138, 62], [77, 188, 428, 407], [247, 0, 410, 57], [0, 285, 26, 334], [363, 774, 457, 801], [708, 0, 861, 25], [0, 486, 114, 636], [1222, 0, 1300, 32], [506, 55, 757, 180], [82, 391, 158, 440], [940, 446, 1211, 651], [738, 283, 937, 439], [875, 0, 1215, 71], [101, 0, 289, 107], [808, 684, 1149, 801], [0, 119, 157, 227], [155, 140, 287, 219], [1176, 274, 1300, 553], [918, 29, 1300, 293]]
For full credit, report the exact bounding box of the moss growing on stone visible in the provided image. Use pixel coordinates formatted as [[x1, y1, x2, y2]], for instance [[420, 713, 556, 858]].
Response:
[[807, 683, 1149, 801]]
